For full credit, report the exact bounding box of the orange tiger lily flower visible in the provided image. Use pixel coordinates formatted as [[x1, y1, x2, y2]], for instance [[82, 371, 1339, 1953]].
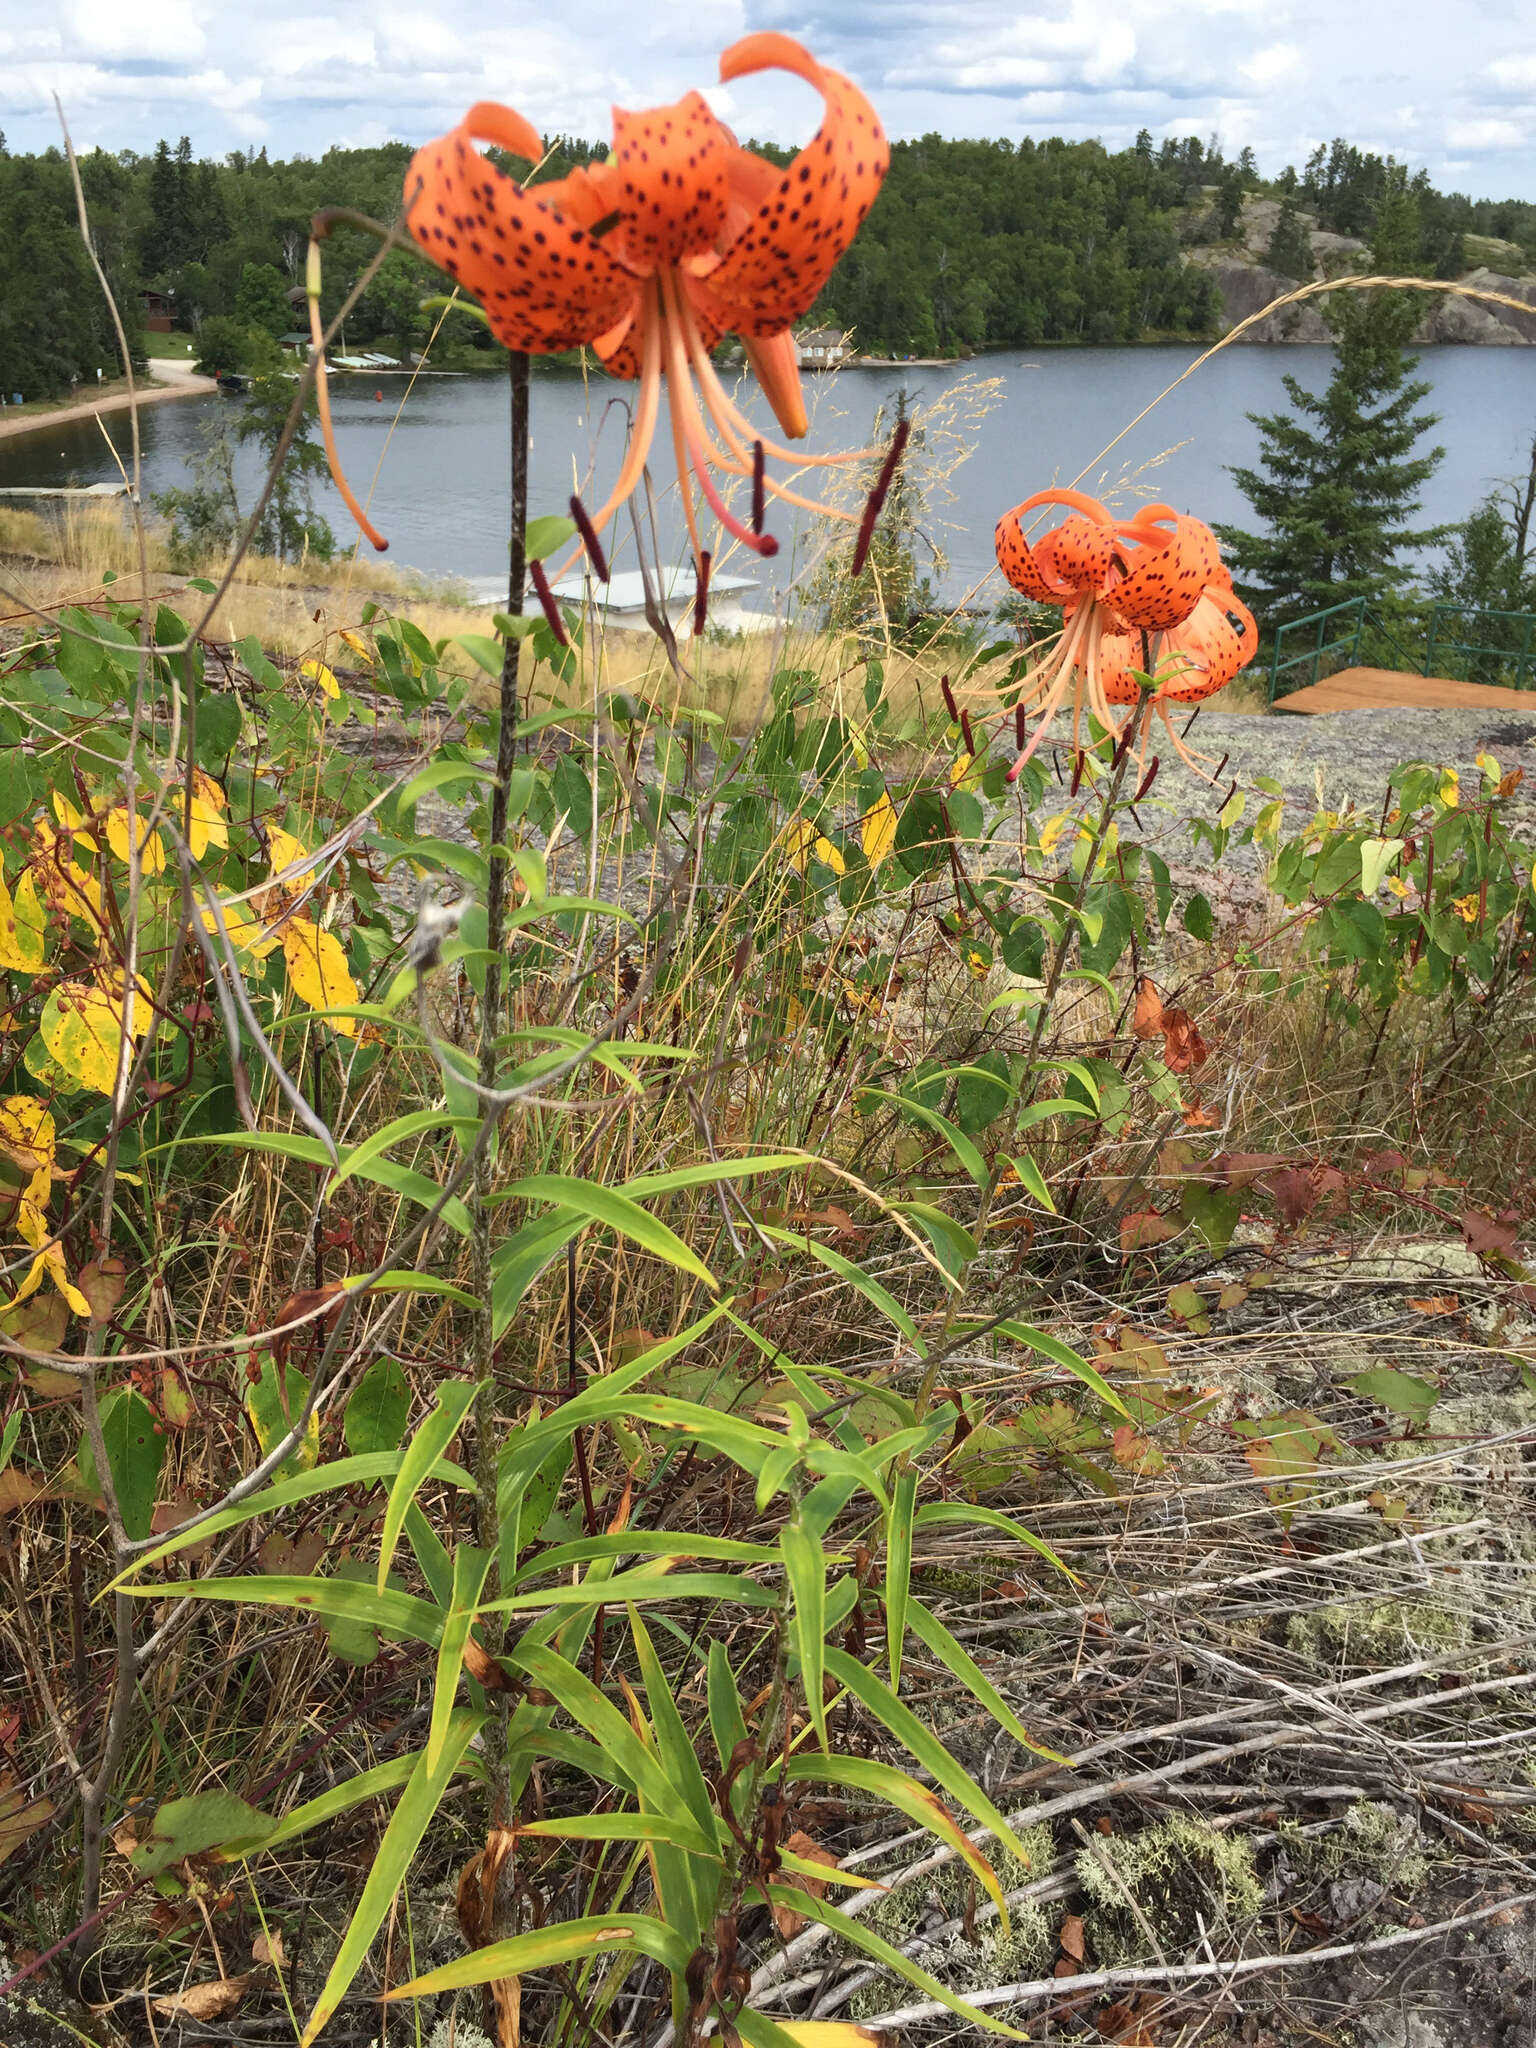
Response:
[[393, 33, 886, 575], [994, 489, 1256, 775]]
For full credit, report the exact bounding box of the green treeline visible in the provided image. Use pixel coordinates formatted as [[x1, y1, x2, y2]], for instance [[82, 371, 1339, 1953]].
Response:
[[2, 125, 1534, 400]]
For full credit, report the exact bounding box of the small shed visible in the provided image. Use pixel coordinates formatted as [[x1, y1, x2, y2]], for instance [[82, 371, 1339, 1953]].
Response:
[[142, 290, 175, 334], [534, 566, 773, 636], [795, 327, 849, 367]]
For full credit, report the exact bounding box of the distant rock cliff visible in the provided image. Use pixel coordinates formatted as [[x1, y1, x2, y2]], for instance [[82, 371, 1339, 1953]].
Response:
[[1186, 199, 1536, 345]]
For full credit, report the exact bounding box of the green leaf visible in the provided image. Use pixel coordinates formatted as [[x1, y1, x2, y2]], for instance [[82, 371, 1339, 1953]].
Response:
[[757, 1225, 922, 1352], [904, 1599, 1069, 1762], [354, 1270, 483, 1310], [491, 1212, 584, 1340], [822, 1647, 1031, 1864], [218, 1748, 480, 1860], [502, 1174, 717, 1289], [300, 1711, 485, 2043], [896, 1200, 976, 1283], [79, 1388, 164, 1542], [783, 1519, 828, 1749], [991, 1318, 1131, 1419], [784, 1752, 1006, 1919], [1182, 892, 1215, 943], [329, 1109, 481, 1194], [707, 1640, 749, 1779], [1348, 1366, 1439, 1426], [379, 1380, 479, 1594], [763, 1890, 1027, 2038], [524, 514, 578, 562], [520, 1810, 723, 1857], [860, 1084, 987, 1187], [129, 1574, 446, 1647], [159, 1131, 473, 1236], [428, 1547, 493, 1772], [382, 1913, 691, 2005], [243, 1355, 318, 1475], [506, 1643, 686, 1813], [912, 1500, 1077, 1582], [1360, 837, 1405, 896], [885, 1465, 917, 1691], [398, 760, 500, 810], [128, 1791, 274, 1876]]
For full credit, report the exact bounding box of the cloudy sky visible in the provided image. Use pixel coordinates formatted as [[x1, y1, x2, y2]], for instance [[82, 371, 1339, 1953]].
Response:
[[4, 0, 1534, 201]]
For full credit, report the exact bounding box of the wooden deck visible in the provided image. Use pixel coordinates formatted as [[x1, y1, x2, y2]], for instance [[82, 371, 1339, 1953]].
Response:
[[1276, 667, 1535, 714]]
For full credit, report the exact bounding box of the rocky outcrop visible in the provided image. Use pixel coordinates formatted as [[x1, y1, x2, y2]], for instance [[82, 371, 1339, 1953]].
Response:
[[1188, 197, 1536, 344]]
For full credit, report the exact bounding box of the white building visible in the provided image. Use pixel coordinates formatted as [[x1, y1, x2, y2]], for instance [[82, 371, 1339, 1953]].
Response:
[[543, 566, 774, 636], [795, 327, 850, 367]]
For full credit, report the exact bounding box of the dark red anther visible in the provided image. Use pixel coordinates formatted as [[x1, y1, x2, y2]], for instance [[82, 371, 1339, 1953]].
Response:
[[1070, 749, 1086, 796], [1221, 778, 1237, 811], [941, 674, 958, 721], [1135, 756, 1161, 801], [568, 494, 610, 582], [692, 551, 712, 638], [528, 559, 570, 646], [960, 708, 977, 756], [1211, 752, 1230, 787], [751, 441, 766, 534], [850, 415, 911, 577], [1015, 703, 1029, 751], [1181, 707, 1202, 739]]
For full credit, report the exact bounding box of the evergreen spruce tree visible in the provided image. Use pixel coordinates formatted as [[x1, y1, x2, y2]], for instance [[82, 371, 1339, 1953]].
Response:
[[1217, 167, 1446, 640], [1264, 197, 1314, 281]]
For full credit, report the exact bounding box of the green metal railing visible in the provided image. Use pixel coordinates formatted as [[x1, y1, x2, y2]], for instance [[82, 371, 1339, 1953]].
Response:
[[1267, 597, 1536, 703], [1266, 596, 1369, 702], [1424, 603, 1536, 690]]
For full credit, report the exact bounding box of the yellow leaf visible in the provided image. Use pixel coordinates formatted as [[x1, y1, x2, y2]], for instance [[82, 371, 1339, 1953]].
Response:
[[0, 869, 46, 973], [0, 1096, 55, 1207], [32, 822, 106, 929], [339, 630, 374, 667], [282, 919, 358, 1036], [755, 2026, 884, 2047], [1438, 769, 1459, 810], [12, 1199, 91, 1317], [105, 808, 167, 876], [1037, 812, 1069, 857], [266, 826, 309, 880], [300, 657, 340, 700], [188, 770, 230, 860], [1476, 751, 1500, 783], [51, 791, 98, 850], [40, 977, 146, 1096], [813, 835, 847, 877], [199, 905, 281, 960], [847, 720, 871, 770], [784, 818, 815, 876], [861, 790, 898, 870]]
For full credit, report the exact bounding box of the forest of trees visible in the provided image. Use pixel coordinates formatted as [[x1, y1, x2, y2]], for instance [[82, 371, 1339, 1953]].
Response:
[[1, 125, 1534, 398]]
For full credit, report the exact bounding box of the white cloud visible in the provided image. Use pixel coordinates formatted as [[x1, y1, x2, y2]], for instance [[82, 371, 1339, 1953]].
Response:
[[63, 0, 207, 63], [1446, 116, 1524, 150], [1487, 53, 1536, 91], [1240, 43, 1305, 89]]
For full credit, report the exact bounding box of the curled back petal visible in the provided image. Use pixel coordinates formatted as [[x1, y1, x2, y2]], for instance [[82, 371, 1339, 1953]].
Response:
[[406, 109, 636, 352], [1153, 589, 1259, 703], [613, 91, 730, 271], [994, 490, 1115, 604], [703, 33, 889, 334], [1110, 513, 1212, 631]]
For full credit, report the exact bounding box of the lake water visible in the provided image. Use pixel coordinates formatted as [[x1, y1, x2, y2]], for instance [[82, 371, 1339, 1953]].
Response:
[[2, 346, 1532, 609]]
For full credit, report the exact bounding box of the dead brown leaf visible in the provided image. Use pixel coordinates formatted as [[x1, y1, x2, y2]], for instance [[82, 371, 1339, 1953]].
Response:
[[0, 1771, 54, 1867], [1058, 1911, 1087, 1964], [0, 1470, 42, 1515], [152, 1973, 255, 2020], [772, 1829, 839, 1939], [252, 1928, 286, 1969], [1407, 1294, 1459, 1317]]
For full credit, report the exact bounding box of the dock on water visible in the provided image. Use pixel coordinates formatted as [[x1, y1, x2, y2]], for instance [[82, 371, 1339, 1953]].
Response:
[[0, 481, 133, 500]]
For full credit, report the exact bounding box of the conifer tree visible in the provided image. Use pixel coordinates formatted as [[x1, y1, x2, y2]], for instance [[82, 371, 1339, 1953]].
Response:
[[1217, 167, 1446, 639]]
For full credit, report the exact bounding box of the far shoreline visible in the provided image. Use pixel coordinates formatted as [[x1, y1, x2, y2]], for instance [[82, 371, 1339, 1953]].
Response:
[[0, 371, 217, 449]]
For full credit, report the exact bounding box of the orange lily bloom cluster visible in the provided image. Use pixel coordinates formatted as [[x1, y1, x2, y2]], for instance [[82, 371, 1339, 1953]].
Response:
[[994, 489, 1257, 776], [402, 33, 888, 576]]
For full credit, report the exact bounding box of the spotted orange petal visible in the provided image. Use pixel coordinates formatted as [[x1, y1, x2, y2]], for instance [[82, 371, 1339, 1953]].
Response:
[[995, 490, 1116, 605], [1110, 511, 1213, 631], [1153, 588, 1257, 703], [613, 91, 731, 271], [700, 32, 889, 335], [406, 107, 637, 352]]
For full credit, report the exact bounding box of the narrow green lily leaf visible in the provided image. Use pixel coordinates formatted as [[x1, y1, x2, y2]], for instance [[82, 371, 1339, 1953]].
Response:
[[109, 1452, 470, 1587], [628, 1608, 717, 1840], [758, 1225, 922, 1352], [157, 1131, 474, 1236], [782, 1519, 828, 1751], [507, 1642, 686, 1814], [501, 1175, 716, 1289], [427, 1546, 493, 1773], [382, 1912, 692, 2003], [219, 1745, 482, 1859], [858, 1085, 987, 1187], [379, 1380, 479, 1594], [822, 1646, 1031, 1864], [398, 761, 500, 810], [912, 1500, 1077, 1581], [905, 1599, 1070, 1765], [707, 1640, 749, 1781], [886, 1465, 918, 1693], [520, 1811, 724, 1857], [129, 1574, 445, 1647], [349, 1269, 483, 1310], [300, 1711, 484, 2043], [784, 1751, 1006, 1920], [992, 1317, 1132, 1418], [490, 1213, 584, 1341], [329, 1110, 480, 1194], [763, 1889, 1027, 2039], [517, 1532, 776, 1583]]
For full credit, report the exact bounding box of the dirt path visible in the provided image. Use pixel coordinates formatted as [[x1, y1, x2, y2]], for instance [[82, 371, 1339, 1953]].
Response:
[[0, 358, 217, 445]]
